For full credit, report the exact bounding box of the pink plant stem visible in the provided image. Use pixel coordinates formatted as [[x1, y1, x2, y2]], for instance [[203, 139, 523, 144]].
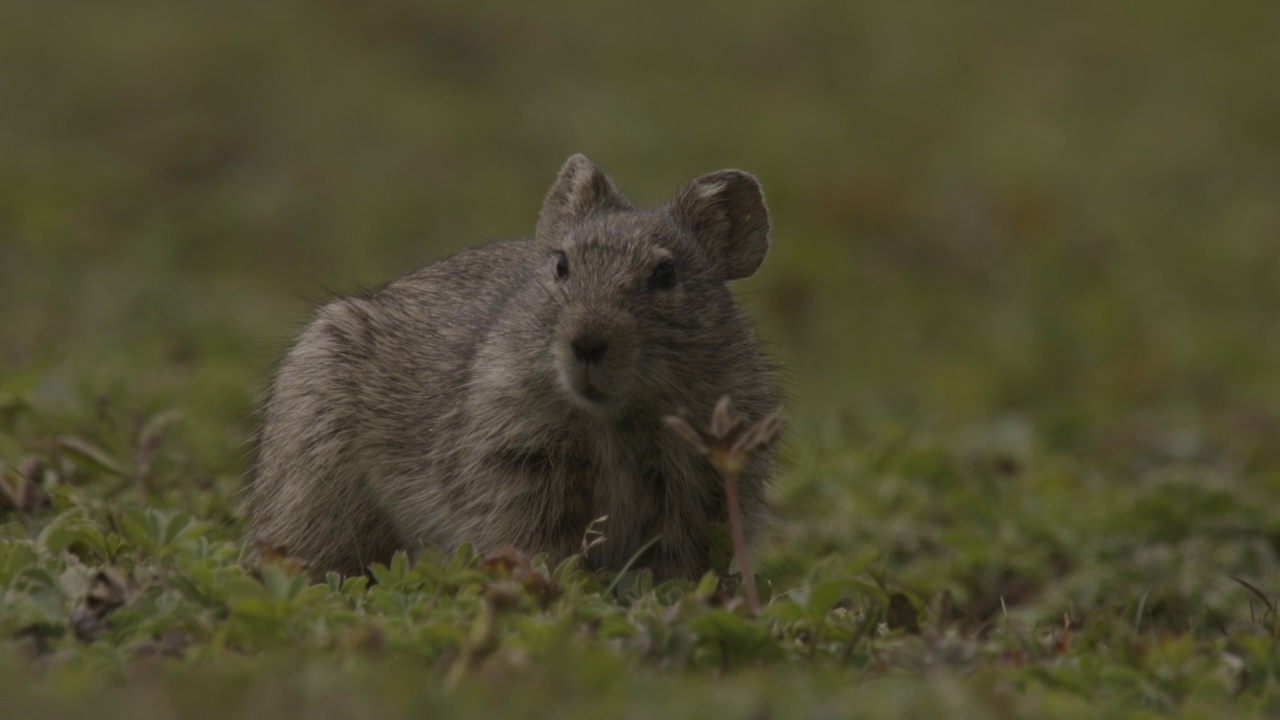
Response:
[[723, 468, 760, 614]]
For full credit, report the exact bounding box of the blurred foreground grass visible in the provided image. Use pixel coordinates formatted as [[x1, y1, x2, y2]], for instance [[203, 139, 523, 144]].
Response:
[[3, 1, 1280, 717]]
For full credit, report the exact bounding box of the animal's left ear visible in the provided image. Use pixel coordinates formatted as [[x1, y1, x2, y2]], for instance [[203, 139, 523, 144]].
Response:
[[670, 169, 771, 281]]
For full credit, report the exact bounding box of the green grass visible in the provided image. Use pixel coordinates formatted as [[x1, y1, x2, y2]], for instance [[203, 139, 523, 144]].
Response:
[[3, 1, 1280, 717]]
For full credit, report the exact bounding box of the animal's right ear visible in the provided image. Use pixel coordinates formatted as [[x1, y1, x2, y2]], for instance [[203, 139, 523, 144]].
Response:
[[536, 154, 628, 242]]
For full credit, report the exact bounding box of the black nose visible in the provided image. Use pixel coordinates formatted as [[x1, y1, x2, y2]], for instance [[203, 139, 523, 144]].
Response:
[[572, 336, 608, 365]]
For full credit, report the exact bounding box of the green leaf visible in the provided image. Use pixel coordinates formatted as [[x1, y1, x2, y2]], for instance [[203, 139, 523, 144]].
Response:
[[694, 571, 719, 600], [842, 549, 880, 578], [117, 507, 152, 550], [595, 614, 639, 639], [261, 565, 297, 601], [36, 510, 93, 555], [0, 540, 38, 587], [764, 600, 808, 624], [689, 609, 775, 661], [388, 550, 409, 583], [341, 575, 369, 602], [368, 563, 394, 588], [804, 579, 848, 618], [57, 435, 129, 477]]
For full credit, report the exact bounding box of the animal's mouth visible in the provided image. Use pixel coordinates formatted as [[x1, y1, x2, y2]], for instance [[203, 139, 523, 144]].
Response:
[[577, 383, 611, 403], [561, 365, 623, 410], [570, 372, 619, 406]]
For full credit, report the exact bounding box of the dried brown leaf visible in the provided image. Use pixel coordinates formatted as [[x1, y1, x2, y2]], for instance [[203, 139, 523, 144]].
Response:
[[71, 569, 133, 642], [708, 395, 747, 440], [664, 414, 710, 454], [256, 544, 309, 577], [579, 514, 609, 556], [134, 410, 181, 480], [729, 407, 783, 458], [479, 546, 533, 578], [0, 460, 49, 513], [1231, 575, 1277, 616], [887, 593, 920, 634]]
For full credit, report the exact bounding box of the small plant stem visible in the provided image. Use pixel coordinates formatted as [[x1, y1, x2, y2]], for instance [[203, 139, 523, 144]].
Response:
[[723, 468, 760, 614]]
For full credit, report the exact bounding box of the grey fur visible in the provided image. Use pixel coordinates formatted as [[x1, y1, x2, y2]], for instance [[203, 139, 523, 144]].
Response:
[[245, 154, 780, 581]]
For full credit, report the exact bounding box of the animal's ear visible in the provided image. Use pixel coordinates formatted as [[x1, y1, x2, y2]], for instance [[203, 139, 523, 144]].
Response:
[[536, 154, 628, 241], [670, 169, 770, 280]]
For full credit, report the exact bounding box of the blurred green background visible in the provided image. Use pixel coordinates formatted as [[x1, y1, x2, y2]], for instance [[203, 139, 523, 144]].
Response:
[[4, 3, 1280, 713], [3, 0, 1278, 475]]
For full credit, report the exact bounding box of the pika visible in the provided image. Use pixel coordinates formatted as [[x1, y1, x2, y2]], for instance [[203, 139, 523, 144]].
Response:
[[245, 155, 780, 581]]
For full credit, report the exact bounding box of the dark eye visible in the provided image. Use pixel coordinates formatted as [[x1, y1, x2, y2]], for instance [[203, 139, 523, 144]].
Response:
[[554, 251, 569, 281], [649, 260, 675, 290]]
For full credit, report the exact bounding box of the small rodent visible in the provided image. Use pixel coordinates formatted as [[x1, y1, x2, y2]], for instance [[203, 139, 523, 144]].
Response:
[[245, 154, 780, 581]]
